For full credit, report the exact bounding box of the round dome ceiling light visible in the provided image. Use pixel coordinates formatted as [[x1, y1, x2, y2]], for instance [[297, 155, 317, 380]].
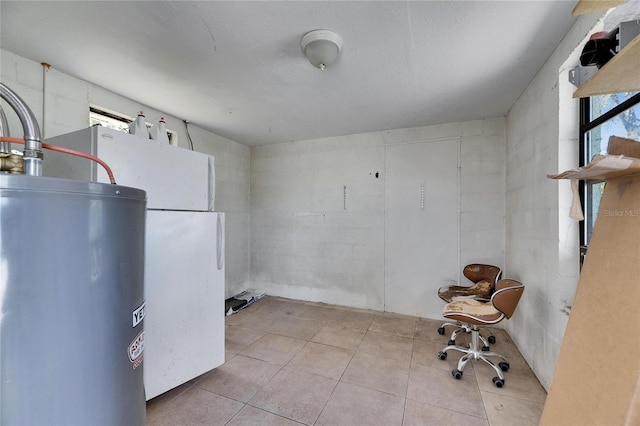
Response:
[[300, 29, 343, 71]]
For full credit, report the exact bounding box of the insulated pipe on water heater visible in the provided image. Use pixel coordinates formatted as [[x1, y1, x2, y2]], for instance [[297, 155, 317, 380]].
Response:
[[0, 82, 43, 176]]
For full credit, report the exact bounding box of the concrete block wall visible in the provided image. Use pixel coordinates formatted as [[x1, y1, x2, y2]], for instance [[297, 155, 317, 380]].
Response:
[[0, 48, 251, 294], [385, 119, 506, 273], [504, 13, 601, 391], [250, 118, 505, 313], [250, 132, 387, 309]]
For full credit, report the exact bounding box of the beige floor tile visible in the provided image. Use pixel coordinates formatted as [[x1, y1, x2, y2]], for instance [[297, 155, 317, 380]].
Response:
[[480, 335, 533, 376], [414, 318, 448, 342], [284, 303, 340, 322], [149, 298, 547, 426], [481, 390, 545, 426], [286, 342, 354, 380], [197, 355, 282, 403], [270, 301, 306, 318], [239, 333, 307, 365], [270, 316, 326, 341], [311, 324, 366, 350], [357, 330, 414, 362], [346, 305, 383, 315], [146, 388, 243, 426], [229, 310, 283, 332], [224, 309, 250, 326], [486, 327, 510, 341], [224, 305, 265, 326], [246, 296, 292, 313], [326, 309, 375, 330], [382, 311, 423, 321], [411, 338, 476, 377], [369, 314, 417, 338], [474, 363, 547, 404], [407, 363, 487, 419], [315, 381, 405, 426], [249, 367, 337, 425], [227, 405, 304, 426], [146, 372, 206, 409], [226, 326, 267, 353], [146, 382, 192, 409], [403, 399, 490, 426], [341, 351, 410, 396]]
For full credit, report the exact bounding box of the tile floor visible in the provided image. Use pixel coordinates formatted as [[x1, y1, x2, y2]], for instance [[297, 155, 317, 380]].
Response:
[[146, 296, 547, 425]]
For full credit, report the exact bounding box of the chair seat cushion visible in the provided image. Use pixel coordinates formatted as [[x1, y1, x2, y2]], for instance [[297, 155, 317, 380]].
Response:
[[437, 280, 493, 303], [442, 299, 505, 325]]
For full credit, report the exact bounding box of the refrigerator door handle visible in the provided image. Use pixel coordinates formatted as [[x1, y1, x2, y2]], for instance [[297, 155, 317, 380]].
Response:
[[216, 214, 224, 270]]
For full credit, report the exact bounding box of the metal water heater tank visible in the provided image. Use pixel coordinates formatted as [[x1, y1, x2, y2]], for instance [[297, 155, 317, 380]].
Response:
[[0, 174, 146, 425]]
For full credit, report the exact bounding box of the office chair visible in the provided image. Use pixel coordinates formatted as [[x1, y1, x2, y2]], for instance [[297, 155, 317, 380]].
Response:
[[437, 279, 524, 388], [437, 264, 502, 347]]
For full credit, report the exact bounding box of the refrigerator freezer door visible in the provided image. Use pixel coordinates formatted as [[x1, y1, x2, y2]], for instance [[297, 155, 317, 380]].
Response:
[[44, 126, 215, 211], [143, 210, 225, 400]]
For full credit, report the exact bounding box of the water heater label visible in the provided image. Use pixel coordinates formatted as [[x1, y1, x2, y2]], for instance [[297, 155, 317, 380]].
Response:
[[132, 301, 145, 327], [128, 330, 145, 364]]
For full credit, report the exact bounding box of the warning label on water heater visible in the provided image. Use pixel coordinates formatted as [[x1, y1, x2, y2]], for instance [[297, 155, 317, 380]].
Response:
[[128, 330, 145, 369]]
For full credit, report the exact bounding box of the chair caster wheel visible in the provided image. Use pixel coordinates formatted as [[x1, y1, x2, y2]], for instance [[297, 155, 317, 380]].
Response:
[[447, 340, 456, 346], [492, 377, 504, 388], [452, 369, 463, 380], [481, 346, 490, 351], [437, 351, 447, 360], [499, 362, 510, 371], [488, 335, 496, 344], [437, 327, 445, 335]]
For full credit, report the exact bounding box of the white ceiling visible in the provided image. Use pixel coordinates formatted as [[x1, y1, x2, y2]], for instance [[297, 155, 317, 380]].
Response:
[[0, 1, 578, 146]]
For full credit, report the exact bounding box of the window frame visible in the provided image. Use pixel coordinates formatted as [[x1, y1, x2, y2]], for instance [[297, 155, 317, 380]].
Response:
[[579, 92, 640, 263]]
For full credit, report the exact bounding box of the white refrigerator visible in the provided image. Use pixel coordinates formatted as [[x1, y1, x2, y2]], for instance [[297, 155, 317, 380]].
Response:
[[45, 126, 225, 400]]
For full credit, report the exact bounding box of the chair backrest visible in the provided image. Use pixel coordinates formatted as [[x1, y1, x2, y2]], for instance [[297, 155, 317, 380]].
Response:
[[491, 279, 525, 319], [463, 264, 503, 284]]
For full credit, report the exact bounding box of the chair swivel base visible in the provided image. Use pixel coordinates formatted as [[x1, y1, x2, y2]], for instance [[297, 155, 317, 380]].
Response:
[[437, 321, 496, 348], [437, 326, 509, 388]]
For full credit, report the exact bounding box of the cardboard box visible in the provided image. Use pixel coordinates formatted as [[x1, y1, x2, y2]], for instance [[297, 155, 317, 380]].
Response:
[[541, 140, 640, 425], [607, 135, 640, 159]]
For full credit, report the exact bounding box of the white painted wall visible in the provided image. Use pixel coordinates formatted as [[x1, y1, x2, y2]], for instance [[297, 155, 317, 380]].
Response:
[[249, 118, 505, 313], [0, 48, 251, 295], [504, 13, 601, 391], [385, 138, 460, 319], [250, 132, 387, 309]]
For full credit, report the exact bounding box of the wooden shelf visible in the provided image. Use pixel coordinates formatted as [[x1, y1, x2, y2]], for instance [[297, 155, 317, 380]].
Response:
[[573, 34, 640, 97], [572, 0, 625, 16]]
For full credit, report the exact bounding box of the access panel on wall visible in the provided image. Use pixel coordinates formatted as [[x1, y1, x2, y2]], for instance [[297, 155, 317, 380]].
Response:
[[385, 138, 460, 318]]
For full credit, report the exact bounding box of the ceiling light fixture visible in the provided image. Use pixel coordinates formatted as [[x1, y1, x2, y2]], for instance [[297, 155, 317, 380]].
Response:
[[300, 29, 343, 71]]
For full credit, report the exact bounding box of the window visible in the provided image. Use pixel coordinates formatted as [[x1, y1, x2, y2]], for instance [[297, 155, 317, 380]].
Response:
[[579, 92, 640, 262], [89, 107, 177, 145], [89, 107, 131, 132]]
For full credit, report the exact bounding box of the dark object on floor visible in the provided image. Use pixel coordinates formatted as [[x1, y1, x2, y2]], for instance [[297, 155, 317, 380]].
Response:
[[225, 289, 265, 316]]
